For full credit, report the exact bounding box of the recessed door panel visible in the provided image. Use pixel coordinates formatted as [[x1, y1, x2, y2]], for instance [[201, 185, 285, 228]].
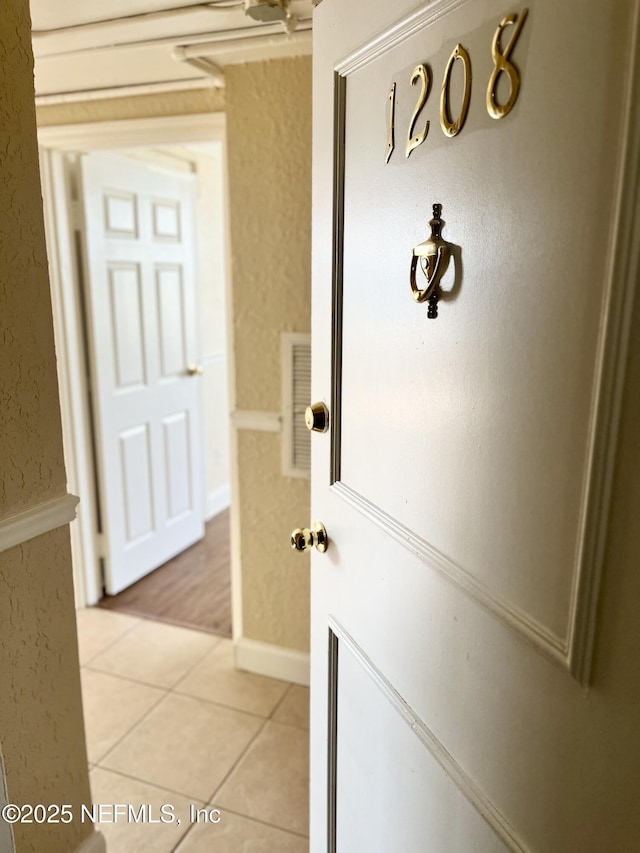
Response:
[[163, 411, 193, 520], [152, 200, 181, 241], [103, 191, 138, 238], [156, 264, 187, 379], [334, 627, 508, 853], [108, 263, 146, 390], [334, 0, 626, 652], [119, 424, 154, 544]]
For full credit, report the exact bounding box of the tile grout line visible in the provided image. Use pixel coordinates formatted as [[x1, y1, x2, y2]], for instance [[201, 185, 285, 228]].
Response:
[[90, 687, 169, 767], [89, 765, 205, 852], [270, 682, 294, 717], [169, 687, 281, 721], [90, 639, 296, 792], [207, 716, 271, 805], [80, 616, 309, 848], [91, 764, 208, 809], [90, 627, 223, 677], [86, 629, 223, 692], [201, 689, 310, 840], [79, 612, 143, 667], [197, 684, 295, 808], [90, 634, 221, 765], [95, 607, 232, 639], [205, 803, 310, 840], [169, 716, 272, 853]]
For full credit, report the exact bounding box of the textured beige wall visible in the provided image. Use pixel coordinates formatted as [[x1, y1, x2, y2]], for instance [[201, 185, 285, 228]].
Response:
[[227, 58, 312, 413], [0, 2, 92, 850], [226, 57, 311, 652], [0, 531, 90, 853], [238, 431, 310, 649], [36, 86, 225, 127], [0, 12, 66, 515]]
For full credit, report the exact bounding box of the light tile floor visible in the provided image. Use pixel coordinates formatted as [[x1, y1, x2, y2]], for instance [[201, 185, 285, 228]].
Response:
[[77, 607, 309, 852]]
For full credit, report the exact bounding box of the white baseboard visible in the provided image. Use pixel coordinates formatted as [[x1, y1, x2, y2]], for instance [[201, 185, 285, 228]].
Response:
[[206, 485, 231, 521], [235, 637, 310, 686], [75, 831, 106, 853]]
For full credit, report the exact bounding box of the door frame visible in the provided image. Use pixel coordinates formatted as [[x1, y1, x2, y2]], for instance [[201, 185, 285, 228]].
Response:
[[38, 112, 236, 611]]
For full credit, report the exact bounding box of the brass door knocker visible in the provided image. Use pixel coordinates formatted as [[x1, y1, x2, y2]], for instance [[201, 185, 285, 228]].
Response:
[[410, 203, 450, 318]]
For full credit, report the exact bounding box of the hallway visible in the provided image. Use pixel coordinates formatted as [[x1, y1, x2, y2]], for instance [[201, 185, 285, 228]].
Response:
[[77, 608, 309, 851]]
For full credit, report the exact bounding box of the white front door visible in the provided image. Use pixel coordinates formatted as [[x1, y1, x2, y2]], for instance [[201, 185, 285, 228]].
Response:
[[80, 152, 204, 594], [310, 0, 640, 850]]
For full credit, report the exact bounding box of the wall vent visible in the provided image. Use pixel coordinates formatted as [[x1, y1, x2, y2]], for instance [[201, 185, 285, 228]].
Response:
[[281, 332, 311, 478]]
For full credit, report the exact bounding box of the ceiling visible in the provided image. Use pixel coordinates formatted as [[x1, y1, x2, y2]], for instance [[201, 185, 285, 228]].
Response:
[[30, 0, 314, 102]]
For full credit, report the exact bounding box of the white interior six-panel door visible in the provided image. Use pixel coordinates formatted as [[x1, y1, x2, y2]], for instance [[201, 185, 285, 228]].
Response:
[[80, 152, 204, 594]]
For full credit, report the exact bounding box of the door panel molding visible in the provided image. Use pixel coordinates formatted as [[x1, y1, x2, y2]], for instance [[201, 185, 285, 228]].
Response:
[[329, 0, 640, 683], [326, 628, 339, 853], [332, 481, 566, 663], [328, 617, 532, 853]]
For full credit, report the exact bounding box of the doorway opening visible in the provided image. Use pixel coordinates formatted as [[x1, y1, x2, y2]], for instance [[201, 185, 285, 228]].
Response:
[[39, 115, 235, 638]]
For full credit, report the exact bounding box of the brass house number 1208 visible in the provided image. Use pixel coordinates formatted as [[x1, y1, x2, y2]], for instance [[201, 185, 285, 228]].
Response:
[[385, 8, 528, 163]]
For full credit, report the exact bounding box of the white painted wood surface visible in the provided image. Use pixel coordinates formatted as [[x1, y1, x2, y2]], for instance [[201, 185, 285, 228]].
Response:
[[0, 495, 79, 555], [40, 150, 103, 607], [310, 0, 640, 850], [80, 152, 204, 593], [235, 637, 310, 687]]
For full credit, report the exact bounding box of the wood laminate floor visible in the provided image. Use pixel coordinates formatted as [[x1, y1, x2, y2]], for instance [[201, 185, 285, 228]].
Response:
[[97, 510, 231, 637]]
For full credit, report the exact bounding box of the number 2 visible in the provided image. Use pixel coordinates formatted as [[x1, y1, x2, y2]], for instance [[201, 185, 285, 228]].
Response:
[[406, 64, 431, 158]]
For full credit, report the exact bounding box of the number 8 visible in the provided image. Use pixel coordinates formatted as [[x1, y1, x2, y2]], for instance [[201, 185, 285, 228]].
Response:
[[486, 8, 528, 119]]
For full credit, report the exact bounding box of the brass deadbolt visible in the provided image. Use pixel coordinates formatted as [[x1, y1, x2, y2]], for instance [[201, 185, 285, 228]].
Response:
[[290, 522, 328, 553], [305, 402, 329, 433]]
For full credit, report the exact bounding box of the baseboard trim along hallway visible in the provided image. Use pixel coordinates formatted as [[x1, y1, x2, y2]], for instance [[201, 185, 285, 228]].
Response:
[[235, 638, 310, 686]]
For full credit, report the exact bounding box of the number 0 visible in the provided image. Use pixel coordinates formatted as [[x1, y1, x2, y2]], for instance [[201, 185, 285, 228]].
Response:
[[440, 43, 472, 137]]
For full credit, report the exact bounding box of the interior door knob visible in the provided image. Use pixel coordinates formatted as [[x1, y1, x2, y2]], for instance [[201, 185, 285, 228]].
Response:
[[305, 402, 329, 433], [186, 364, 204, 376], [290, 521, 328, 553]]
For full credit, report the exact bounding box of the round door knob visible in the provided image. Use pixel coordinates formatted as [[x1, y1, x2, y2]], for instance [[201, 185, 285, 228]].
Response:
[[186, 364, 204, 376], [290, 521, 328, 553], [305, 402, 329, 433]]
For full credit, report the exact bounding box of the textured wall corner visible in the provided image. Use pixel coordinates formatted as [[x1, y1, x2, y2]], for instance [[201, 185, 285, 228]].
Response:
[[0, 3, 93, 851], [0, 0, 66, 515], [226, 57, 312, 652]]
